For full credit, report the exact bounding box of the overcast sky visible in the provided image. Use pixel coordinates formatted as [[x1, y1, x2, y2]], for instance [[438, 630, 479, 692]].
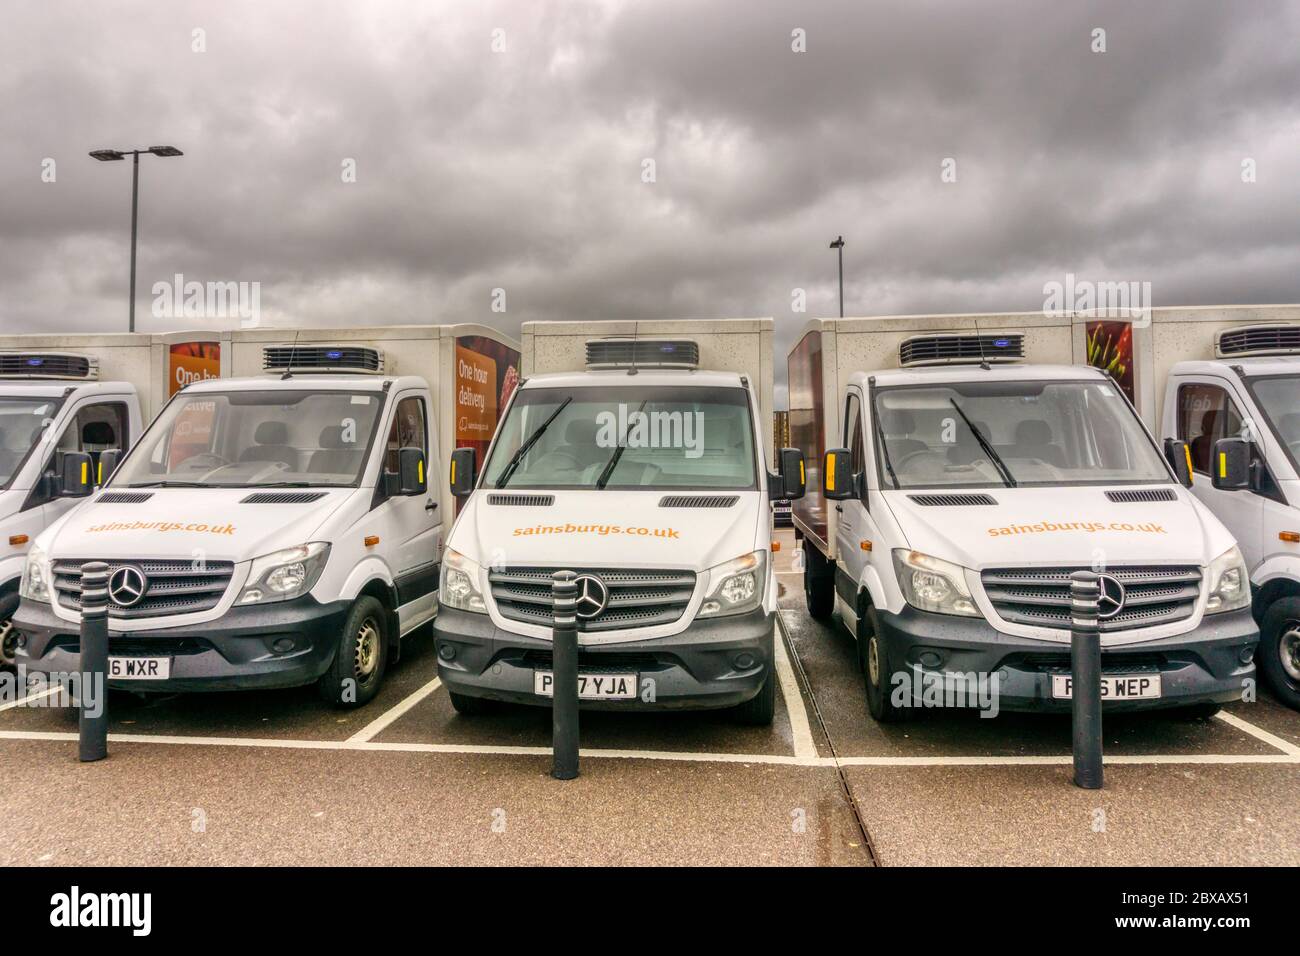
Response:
[[3, 0, 1299, 406]]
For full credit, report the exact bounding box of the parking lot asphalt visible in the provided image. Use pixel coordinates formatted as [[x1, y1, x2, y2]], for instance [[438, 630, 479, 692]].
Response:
[[1, 527, 1297, 866]]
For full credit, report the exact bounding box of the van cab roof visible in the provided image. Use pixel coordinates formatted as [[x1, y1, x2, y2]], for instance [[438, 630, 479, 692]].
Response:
[[520, 368, 748, 390], [0, 381, 134, 399], [1173, 357, 1300, 378], [180, 374, 423, 394], [848, 363, 1109, 390]]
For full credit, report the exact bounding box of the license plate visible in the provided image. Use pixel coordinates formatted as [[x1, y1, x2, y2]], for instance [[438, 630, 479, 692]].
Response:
[[533, 671, 638, 700], [1051, 673, 1161, 700], [107, 657, 171, 680]]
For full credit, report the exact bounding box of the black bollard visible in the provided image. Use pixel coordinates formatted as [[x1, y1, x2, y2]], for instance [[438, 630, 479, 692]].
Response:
[[78, 561, 111, 762], [551, 570, 579, 780], [1069, 570, 1103, 789]]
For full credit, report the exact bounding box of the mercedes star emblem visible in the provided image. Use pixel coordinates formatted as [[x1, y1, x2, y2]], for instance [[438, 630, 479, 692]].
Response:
[[572, 574, 610, 619], [1095, 573, 1127, 620], [107, 565, 149, 607]]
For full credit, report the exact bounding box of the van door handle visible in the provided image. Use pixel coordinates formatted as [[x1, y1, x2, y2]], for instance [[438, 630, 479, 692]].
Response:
[[835, 505, 843, 513], [425, 499, 437, 512]]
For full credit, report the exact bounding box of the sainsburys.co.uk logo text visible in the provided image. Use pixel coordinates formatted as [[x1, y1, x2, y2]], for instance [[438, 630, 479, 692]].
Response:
[[86, 520, 236, 535], [988, 520, 1167, 537], [50, 886, 151, 936], [513, 523, 680, 539]]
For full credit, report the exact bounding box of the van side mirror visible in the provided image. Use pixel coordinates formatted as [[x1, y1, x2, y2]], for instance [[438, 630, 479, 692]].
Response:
[[449, 447, 477, 498], [60, 452, 93, 498], [823, 448, 854, 501], [1211, 437, 1252, 491], [1163, 439, 1194, 488], [397, 447, 427, 496], [97, 449, 123, 486], [777, 447, 806, 500]]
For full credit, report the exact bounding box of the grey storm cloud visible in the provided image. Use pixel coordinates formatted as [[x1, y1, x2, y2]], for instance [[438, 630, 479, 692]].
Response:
[[2, 0, 1299, 407]]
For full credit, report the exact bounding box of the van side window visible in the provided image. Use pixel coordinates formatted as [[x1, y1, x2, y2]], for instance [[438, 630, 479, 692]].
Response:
[[1176, 383, 1243, 475], [54, 402, 128, 479], [385, 396, 427, 473], [845, 393, 867, 503]]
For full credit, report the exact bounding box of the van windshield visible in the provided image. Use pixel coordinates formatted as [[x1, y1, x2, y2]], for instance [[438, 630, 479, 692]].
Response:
[[481, 386, 757, 490], [872, 379, 1171, 489], [112, 390, 384, 488], [0, 397, 60, 487], [1245, 375, 1300, 471]]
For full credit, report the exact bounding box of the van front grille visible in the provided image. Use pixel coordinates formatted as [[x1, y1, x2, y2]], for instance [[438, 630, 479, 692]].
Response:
[[981, 565, 1201, 633], [488, 566, 697, 633], [53, 559, 235, 620]]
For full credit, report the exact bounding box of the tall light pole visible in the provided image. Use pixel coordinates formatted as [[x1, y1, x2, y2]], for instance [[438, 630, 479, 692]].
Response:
[[829, 235, 845, 317], [89, 145, 184, 332]]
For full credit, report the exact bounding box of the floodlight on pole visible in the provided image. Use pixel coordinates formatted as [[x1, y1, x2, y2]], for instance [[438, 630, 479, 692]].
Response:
[[87, 145, 184, 332]]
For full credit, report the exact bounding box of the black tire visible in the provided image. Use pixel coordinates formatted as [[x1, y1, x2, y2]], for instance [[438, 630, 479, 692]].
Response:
[[0, 590, 20, 669], [448, 691, 500, 716], [860, 606, 908, 723], [1257, 597, 1300, 710], [317, 596, 389, 708], [803, 546, 834, 620], [731, 670, 776, 726]]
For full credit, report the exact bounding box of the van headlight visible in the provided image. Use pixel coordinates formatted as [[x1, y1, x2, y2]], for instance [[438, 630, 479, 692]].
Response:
[[1205, 545, 1250, 614], [19, 543, 52, 604], [439, 549, 486, 613], [893, 549, 979, 617], [699, 550, 767, 618], [238, 542, 330, 605]]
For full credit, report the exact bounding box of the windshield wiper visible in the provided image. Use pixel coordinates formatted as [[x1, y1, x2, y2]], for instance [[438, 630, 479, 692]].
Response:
[[496, 397, 572, 488], [595, 399, 646, 489], [949, 398, 1016, 487], [126, 480, 212, 488]]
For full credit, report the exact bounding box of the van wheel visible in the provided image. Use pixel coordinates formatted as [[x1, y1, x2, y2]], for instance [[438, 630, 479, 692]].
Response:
[[1258, 598, 1300, 710], [449, 691, 500, 716], [318, 596, 388, 708], [0, 619, 17, 669], [860, 607, 908, 723], [731, 670, 775, 726], [803, 547, 834, 620]]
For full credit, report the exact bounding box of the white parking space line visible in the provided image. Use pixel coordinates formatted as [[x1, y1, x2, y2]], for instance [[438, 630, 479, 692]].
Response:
[[5, 728, 1297, 767], [0, 686, 62, 714], [1214, 710, 1300, 757], [346, 676, 442, 743], [773, 617, 817, 760]]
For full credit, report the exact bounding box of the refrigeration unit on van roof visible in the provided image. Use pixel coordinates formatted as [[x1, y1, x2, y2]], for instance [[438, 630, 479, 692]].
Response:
[[0, 352, 99, 380], [1214, 323, 1300, 358], [261, 345, 386, 374], [897, 332, 1024, 367], [585, 337, 699, 370]]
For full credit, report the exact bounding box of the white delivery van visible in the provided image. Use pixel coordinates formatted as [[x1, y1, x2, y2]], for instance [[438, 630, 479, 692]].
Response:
[[13, 326, 520, 707], [1156, 320, 1300, 709], [0, 352, 144, 667], [789, 316, 1258, 722], [434, 325, 805, 726]]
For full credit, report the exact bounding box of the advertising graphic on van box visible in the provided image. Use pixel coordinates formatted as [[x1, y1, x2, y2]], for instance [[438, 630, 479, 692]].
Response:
[[1086, 320, 1135, 404], [455, 334, 520, 463], [168, 341, 221, 396]]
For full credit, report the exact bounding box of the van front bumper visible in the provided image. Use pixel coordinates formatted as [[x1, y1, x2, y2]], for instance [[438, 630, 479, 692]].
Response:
[[874, 605, 1259, 713], [10, 595, 349, 692], [434, 606, 774, 711]]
